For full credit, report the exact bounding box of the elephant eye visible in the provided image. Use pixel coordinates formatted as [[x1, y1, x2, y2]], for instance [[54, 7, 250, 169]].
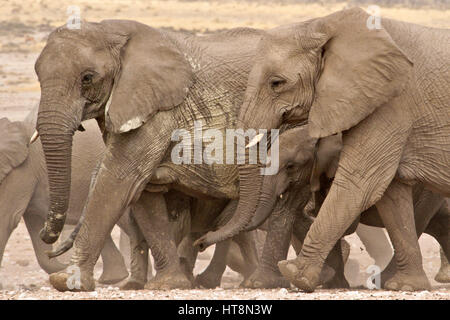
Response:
[[81, 73, 94, 85], [269, 77, 287, 93]]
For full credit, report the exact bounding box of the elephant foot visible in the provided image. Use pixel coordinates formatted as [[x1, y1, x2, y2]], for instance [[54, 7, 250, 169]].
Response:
[[380, 260, 396, 286], [278, 256, 322, 293], [435, 265, 450, 283], [98, 266, 129, 285], [383, 270, 431, 291], [49, 268, 95, 292], [194, 271, 222, 289], [145, 267, 192, 290], [241, 268, 290, 289], [120, 278, 146, 290]]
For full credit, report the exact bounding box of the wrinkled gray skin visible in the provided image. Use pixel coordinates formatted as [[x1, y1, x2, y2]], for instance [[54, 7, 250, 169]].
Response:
[[34, 20, 266, 291], [241, 126, 450, 288], [120, 191, 259, 290], [0, 110, 129, 286], [237, 125, 349, 289], [199, 8, 450, 292]]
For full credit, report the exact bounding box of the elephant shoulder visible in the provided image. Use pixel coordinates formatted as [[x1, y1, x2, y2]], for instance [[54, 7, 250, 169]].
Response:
[[0, 118, 30, 184]]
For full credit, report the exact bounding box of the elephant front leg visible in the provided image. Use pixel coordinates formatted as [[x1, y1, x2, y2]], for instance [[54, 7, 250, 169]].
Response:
[[243, 207, 295, 289], [195, 238, 230, 288], [48, 169, 137, 292], [279, 110, 410, 292], [132, 191, 192, 290], [97, 234, 129, 285], [375, 180, 430, 291]]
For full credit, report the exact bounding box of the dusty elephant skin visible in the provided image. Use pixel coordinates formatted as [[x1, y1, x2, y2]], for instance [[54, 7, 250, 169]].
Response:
[[119, 191, 259, 290], [33, 20, 270, 291], [241, 126, 450, 289], [198, 8, 450, 292], [241, 125, 348, 289], [0, 109, 129, 286]]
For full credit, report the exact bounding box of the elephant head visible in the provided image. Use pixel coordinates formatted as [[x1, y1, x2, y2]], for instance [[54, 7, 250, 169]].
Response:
[[34, 20, 194, 244], [245, 126, 343, 231], [196, 8, 412, 248], [194, 125, 343, 248], [244, 125, 317, 231]]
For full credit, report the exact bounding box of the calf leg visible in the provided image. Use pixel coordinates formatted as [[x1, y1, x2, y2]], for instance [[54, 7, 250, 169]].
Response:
[[132, 191, 191, 290], [195, 239, 231, 288], [97, 234, 129, 285]]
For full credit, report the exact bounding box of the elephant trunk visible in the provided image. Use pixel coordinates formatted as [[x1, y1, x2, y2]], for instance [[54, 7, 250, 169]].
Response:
[[37, 94, 80, 244], [243, 175, 278, 232], [195, 162, 263, 250]]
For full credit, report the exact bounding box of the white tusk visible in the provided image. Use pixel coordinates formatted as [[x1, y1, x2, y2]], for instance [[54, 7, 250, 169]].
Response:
[[246, 133, 265, 149], [279, 193, 283, 199], [29, 130, 39, 144]]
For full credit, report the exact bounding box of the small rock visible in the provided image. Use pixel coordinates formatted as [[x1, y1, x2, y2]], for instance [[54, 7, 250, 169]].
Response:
[[278, 288, 288, 294], [16, 259, 29, 267]]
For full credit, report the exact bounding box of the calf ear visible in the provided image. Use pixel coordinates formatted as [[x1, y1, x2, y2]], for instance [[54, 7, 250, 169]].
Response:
[[310, 134, 342, 192], [306, 8, 413, 138], [101, 20, 194, 133], [276, 125, 317, 166], [0, 118, 29, 183]]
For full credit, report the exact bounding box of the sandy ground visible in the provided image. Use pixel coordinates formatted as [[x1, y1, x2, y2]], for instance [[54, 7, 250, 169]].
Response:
[[0, 0, 449, 300], [0, 223, 448, 300]]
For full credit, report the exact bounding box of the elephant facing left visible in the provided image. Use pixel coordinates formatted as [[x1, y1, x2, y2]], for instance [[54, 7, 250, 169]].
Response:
[[33, 20, 266, 291], [0, 108, 129, 287]]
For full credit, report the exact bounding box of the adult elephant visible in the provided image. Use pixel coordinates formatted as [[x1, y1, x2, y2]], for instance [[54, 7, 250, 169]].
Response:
[[195, 8, 450, 292], [0, 110, 128, 285], [33, 20, 266, 291], [239, 126, 450, 288]]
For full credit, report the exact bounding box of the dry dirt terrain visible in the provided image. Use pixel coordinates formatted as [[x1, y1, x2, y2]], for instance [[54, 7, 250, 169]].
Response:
[[0, 0, 449, 300]]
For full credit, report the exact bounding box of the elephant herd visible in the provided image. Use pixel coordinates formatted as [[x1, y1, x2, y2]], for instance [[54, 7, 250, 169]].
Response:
[[1, 8, 449, 293]]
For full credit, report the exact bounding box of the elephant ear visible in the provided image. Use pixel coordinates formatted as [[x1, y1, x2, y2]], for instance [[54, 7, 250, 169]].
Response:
[[0, 118, 29, 184], [310, 134, 342, 192], [277, 125, 317, 167], [306, 8, 413, 138], [101, 20, 194, 133]]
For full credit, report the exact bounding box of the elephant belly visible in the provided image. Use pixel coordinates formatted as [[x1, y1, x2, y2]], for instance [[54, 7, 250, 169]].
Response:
[[150, 162, 239, 200], [397, 111, 450, 197]]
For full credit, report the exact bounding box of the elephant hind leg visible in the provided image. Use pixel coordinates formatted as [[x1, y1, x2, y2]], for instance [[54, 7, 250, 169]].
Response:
[[376, 180, 430, 291], [194, 239, 230, 288], [435, 248, 450, 283], [97, 233, 129, 285], [424, 203, 450, 283]]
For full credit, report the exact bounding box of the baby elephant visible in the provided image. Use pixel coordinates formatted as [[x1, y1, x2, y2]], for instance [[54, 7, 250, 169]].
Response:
[[0, 111, 129, 287], [244, 125, 449, 289]]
